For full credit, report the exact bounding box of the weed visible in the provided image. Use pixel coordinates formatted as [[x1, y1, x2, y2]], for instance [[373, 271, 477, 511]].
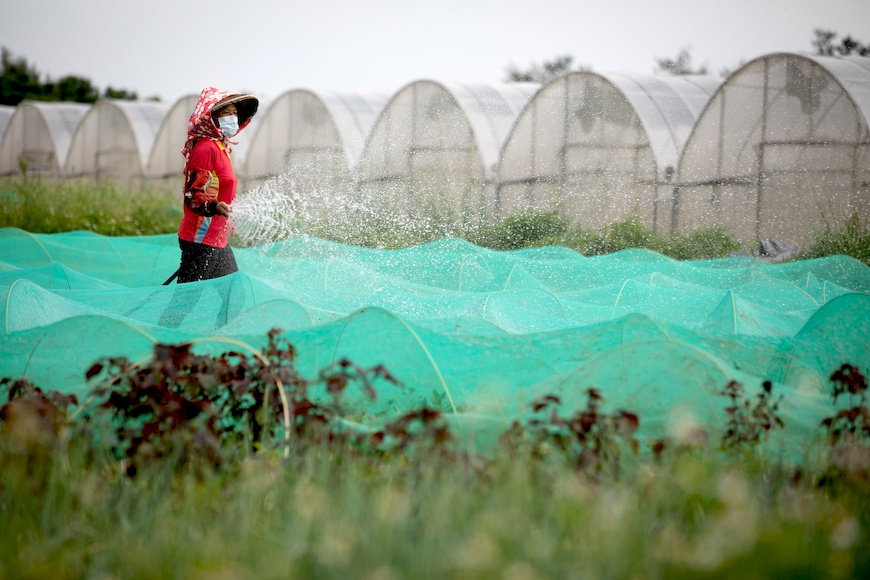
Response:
[[820, 364, 870, 484], [599, 216, 668, 255], [717, 379, 784, 452], [80, 328, 400, 475], [483, 209, 569, 250], [483, 213, 744, 260], [503, 389, 640, 478], [4, 353, 870, 577], [362, 407, 453, 454], [0, 378, 79, 494], [800, 213, 870, 264], [666, 224, 742, 260], [0, 377, 77, 451]]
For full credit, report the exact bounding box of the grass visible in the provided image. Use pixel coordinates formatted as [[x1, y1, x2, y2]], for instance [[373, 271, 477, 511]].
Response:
[[0, 177, 181, 236], [3, 177, 870, 263], [800, 214, 870, 264], [1, 442, 866, 578], [283, 209, 744, 260], [521, 213, 744, 260]]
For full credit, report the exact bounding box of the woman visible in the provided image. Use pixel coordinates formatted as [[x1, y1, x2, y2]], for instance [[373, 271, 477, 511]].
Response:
[[175, 86, 259, 283]]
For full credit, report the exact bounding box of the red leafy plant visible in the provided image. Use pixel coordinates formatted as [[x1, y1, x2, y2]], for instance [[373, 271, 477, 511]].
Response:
[[360, 408, 453, 455], [502, 389, 640, 478], [82, 328, 399, 476], [820, 364, 870, 482], [0, 377, 78, 452], [0, 378, 79, 492], [717, 379, 784, 452]]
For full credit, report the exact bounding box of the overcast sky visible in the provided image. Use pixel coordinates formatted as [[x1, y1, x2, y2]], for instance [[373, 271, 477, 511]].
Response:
[[1, 0, 867, 104]]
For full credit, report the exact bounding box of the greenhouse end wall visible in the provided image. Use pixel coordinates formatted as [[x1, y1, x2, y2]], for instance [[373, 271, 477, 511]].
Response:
[[675, 53, 870, 248], [497, 72, 719, 234], [354, 81, 537, 230]]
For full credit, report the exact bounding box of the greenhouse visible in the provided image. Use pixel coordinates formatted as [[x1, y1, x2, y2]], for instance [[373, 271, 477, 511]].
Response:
[[0, 105, 13, 138], [354, 80, 539, 226], [224, 95, 273, 185], [145, 93, 198, 183], [497, 72, 720, 233], [0, 101, 90, 177], [63, 100, 171, 181], [675, 53, 870, 247], [241, 89, 388, 217]]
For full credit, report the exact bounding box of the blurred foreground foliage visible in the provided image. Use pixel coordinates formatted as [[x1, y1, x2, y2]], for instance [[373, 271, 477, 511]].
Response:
[[1, 335, 869, 578]]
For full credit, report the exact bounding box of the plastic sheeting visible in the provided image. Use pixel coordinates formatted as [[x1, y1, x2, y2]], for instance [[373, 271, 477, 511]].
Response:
[[0, 101, 90, 177], [355, 81, 538, 223], [64, 100, 171, 180], [498, 72, 720, 232], [2, 227, 868, 455], [677, 53, 870, 246], [239, 90, 389, 219], [0, 106, 14, 140], [145, 94, 198, 181], [245, 89, 388, 180]]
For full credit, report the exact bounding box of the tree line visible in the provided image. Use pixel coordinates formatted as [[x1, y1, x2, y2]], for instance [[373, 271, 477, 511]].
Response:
[[0, 47, 148, 106], [505, 29, 870, 84]]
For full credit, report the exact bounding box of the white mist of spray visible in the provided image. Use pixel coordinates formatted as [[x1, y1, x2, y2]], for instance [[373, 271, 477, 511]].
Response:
[[231, 176, 300, 246], [230, 158, 349, 246], [229, 158, 484, 249]]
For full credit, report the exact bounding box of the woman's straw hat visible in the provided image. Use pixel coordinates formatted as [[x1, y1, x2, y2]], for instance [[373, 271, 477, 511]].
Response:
[[213, 93, 259, 125]]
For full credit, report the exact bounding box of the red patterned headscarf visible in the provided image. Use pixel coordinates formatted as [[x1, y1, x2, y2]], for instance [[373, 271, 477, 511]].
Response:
[[181, 86, 257, 162]]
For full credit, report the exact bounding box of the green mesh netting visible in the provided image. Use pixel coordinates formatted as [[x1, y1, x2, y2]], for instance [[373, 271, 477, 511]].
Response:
[[2, 227, 869, 456]]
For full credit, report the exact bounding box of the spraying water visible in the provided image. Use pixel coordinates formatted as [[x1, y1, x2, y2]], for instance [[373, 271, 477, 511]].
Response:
[[230, 159, 355, 246], [230, 159, 491, 250], [231, 173, 302, 246]]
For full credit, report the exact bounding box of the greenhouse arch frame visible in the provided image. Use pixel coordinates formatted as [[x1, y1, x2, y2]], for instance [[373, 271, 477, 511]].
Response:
[[145, 94, 199, 183], [675, 53, 870, 247], [64, 100, 170, 181], [496, 71, 720, 232], [354, 80, 539, 224], [0, 101, 90, 178], [238, 89, 388, 217]]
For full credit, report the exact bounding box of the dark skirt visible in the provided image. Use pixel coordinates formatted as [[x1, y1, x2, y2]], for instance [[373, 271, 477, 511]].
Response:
[[177, 238, 238, 283]]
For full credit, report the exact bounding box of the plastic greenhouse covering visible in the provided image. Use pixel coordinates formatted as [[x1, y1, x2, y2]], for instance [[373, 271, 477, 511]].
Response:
[[63, 100, 170, 180], [224, 96, 273, 183], [1, 228, 868, 456], [497, 72, 720, 233], [241, 89, 389, 218], [355, 81, 539, 225], [676, 53, 870, 247], [145, 94, 198, 181], [0, 53, 865, 253], [0, 105, 13, 139], [0, 101, 89, 177]]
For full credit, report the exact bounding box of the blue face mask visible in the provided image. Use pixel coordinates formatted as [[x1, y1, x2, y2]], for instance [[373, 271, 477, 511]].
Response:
[[218, 114, 239, 137]]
